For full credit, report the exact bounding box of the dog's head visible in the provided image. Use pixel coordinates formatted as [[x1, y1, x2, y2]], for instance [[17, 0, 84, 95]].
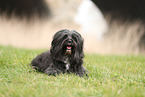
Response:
[[50, 29, 84, 61]]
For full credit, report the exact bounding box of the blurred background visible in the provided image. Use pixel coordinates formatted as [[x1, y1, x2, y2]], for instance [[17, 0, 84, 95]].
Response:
[[0, 0, 145, 54]]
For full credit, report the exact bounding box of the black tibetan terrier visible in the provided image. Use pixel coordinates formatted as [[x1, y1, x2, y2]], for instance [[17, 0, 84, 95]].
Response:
[[31, 29, 88, 77]]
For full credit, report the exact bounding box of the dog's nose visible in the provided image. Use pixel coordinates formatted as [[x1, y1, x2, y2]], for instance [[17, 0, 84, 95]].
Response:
[[68, 40, 72, 43]]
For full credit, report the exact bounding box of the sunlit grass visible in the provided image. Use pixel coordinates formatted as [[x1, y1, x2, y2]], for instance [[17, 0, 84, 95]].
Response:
[[0, 46, 145, 97]]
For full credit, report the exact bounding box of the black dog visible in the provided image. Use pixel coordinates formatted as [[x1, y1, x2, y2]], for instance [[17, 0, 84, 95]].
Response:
[[31, 29, 88, 77]]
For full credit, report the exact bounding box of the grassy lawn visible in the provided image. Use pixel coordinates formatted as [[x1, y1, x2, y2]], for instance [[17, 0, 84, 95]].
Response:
[[0, 46, 145, 97]]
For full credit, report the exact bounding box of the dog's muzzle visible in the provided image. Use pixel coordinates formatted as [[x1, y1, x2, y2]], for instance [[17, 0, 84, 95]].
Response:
[[65, 46, 72, 55], [64, 39, 74, 55]]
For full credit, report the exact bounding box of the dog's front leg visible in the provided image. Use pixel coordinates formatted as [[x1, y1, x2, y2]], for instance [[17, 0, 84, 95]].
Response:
[[76, 65, 89, 78], [44, 67, 62, 76]]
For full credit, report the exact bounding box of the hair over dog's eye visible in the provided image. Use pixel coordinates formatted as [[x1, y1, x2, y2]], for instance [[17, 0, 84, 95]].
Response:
[[72, 35, 77, 42], [63, 34, 68, 39]]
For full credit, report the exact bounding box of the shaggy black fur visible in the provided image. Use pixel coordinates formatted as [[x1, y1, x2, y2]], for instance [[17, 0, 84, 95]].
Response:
[[31, 29, 88, 77]]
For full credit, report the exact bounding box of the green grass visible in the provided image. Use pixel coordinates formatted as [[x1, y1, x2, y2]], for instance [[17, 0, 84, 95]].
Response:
[[0, 45, 145, 97]]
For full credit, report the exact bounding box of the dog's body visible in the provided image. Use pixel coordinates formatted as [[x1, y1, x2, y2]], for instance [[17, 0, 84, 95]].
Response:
[[31, 29, 88, 77]]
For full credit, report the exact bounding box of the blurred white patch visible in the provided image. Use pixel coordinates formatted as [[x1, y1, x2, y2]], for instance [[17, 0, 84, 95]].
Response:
[[75, 0, 108, 40]]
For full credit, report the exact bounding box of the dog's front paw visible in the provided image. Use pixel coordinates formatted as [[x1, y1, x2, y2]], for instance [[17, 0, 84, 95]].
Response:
[[44, 68, 62, 76], [76, 69, 89, 78], [77, 72, 87, 77], [45, 69, 57, 76]]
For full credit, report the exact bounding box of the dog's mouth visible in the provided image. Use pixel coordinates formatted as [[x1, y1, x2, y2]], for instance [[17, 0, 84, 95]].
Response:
[[65, 46, 72, 55], [62, 39, 76, 56]]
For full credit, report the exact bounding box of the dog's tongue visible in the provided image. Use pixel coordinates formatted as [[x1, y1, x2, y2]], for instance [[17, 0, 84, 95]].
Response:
[[65, 46, 72, 55], [67, 46, 71, 50]]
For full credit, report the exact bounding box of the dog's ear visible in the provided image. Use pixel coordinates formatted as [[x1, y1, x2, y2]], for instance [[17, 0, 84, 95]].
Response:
[[50, 40, 63, 61], [71, 30, 84, 62], [72, 30, 84, 53]]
